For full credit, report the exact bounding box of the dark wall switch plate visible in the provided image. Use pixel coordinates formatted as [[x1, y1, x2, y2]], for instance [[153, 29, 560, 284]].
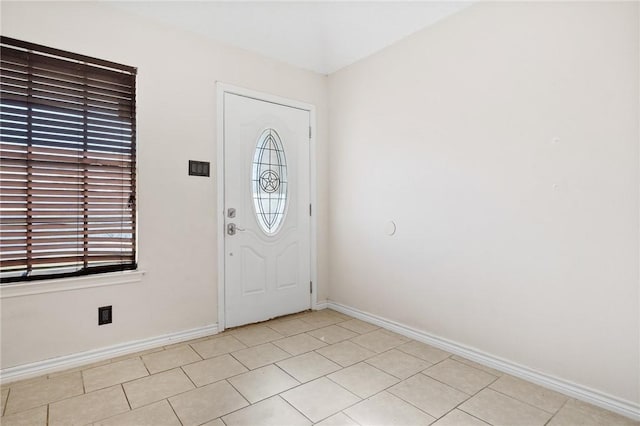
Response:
[[189, 160, 210, 177], [98, 306, 112, 325]]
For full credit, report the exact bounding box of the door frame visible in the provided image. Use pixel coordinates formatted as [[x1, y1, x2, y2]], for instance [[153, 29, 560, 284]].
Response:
[[216, 82, 318, 332]]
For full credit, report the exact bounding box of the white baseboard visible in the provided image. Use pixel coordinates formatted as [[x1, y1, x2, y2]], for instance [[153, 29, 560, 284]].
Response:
[[327, 301, 640, 421], [0, 323, 218, 385], [313, 299, 328, 310]]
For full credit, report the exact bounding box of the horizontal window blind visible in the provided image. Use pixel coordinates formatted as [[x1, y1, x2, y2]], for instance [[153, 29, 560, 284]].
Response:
[[0, 37, 137, 283]]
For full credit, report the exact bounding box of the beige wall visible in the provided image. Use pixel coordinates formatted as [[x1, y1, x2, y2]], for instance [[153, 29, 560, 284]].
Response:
[[2, 0, 639, 410], [0, 1, 329, 369], [328, 1, 639, 405]]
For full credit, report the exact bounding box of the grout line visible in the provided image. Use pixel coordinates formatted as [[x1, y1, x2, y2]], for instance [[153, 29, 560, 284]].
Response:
[[437, 405, 467, 423], [166, 398, 184, 426], [278, 393, 317, 424], [324, 375, 364, 399], [140, 357, 151, 376], [52, 385, 136, 425], [120, 383, 132, 410], [188, 344, 204, 361], [544, 398, 570, 425], [450, 355, 503, 377], [357, 360, 402, 383], [347, 338, 381, 353], [227, 351, 250, 370], [216, 363, 252, 383], [426, 356, 453, 369], [334, 323, 363, 335], [180, 366, 198, 389], [482, 374, 501, 389], [341, 409, 363, 425], [120, 376, 221, 413], [310, 349, 343, 367], [505, 386, 564, 416], [416, 369, 479, 400], [111, 367, 190, 400], [328, 369, 399, 402], [313, 376, 370, 422], [270, 340, 297, 357], [223, 378, 251, 407], [2, 387, 10, 417], [264, 319, 319, 337], [361, 359, 407, 381], [458, 372, 502, 401], [387, 386, 450, 420], [278, 356, 341, 389], [5, 383, 86, 416], [465, 411, 493, 425], [444, 356, 501, 377], [272, 363, 302, 386], [456, 406, 493, 425], [488, 386, 562, 416], [46, 403, 49, 426], [384, 368, 473, 419], [169, 357, 207, 371], [432, 378, 493, 425]]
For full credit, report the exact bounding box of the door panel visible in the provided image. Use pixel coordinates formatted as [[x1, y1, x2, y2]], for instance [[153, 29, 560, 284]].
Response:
[[241, 247, 266, 295], [224, 92, 310, 328], [276, 242, 299, 290]]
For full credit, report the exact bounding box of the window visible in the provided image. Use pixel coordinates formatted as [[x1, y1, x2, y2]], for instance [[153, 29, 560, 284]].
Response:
[[252, 128, 288, 235], [0, 37, 137, 283]]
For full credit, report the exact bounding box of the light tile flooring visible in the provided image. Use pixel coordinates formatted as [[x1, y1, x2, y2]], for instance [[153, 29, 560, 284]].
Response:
[[1, 309, 637, 426]]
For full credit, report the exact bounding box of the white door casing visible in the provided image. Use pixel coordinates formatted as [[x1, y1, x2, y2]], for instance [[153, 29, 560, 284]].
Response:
[[218, 86, 314, 329]]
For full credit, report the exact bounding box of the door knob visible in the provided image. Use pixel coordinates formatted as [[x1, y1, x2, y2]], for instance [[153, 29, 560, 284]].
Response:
[[227, 223, 245, 236]]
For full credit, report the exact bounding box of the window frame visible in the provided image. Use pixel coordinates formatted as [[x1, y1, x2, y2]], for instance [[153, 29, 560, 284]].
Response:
[[0, 36, 138, 284]]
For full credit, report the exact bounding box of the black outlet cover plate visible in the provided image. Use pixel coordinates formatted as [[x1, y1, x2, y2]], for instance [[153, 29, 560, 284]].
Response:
[[189, 160, 210, 177], [98, 306, 112, 325]]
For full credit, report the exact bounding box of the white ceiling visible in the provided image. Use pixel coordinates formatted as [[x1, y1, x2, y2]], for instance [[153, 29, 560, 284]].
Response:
[[110, 1, 471, 75]]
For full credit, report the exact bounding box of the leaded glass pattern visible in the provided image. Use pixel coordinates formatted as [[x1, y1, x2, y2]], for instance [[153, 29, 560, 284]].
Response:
[[252, 128, 288, 235]]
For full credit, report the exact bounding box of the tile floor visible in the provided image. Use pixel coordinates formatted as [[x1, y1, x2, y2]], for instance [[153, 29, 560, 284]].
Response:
[[1, 309, 637, 426]]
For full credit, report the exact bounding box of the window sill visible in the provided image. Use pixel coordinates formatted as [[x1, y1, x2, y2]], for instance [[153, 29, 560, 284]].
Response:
[[0, 270, 145, 299]]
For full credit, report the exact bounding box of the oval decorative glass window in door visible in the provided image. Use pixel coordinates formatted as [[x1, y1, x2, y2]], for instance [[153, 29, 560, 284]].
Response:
[[252, 128, 288, 235]]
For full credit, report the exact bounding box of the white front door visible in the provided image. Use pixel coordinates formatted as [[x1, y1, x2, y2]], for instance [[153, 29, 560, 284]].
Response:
[[223, 91, 311, 328]]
